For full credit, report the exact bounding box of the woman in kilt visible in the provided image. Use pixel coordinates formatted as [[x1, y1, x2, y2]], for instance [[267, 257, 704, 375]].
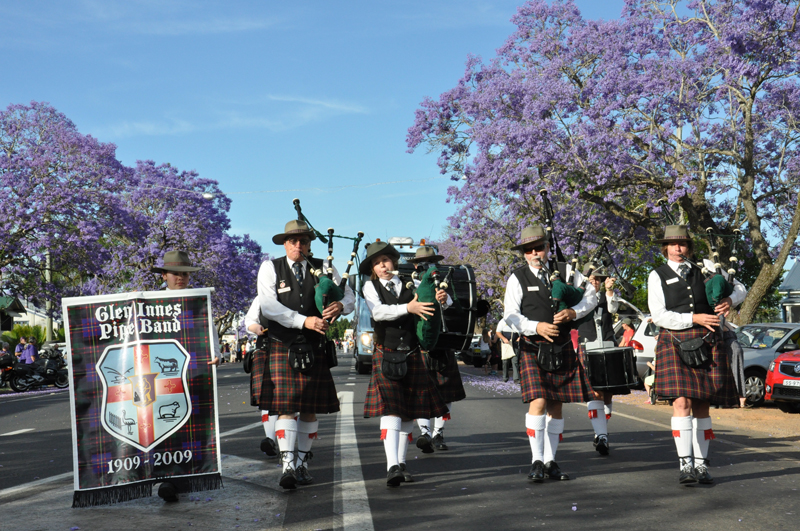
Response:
[[407, 246, 466, 453], [361, 241, 449, 487], [576, 266, 628, 457], [647, 225, 746, 485], [503, 226, 597, 483]]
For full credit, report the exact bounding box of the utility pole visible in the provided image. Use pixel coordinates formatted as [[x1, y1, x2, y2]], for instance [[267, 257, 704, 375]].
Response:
[[46, 249, 53, 342]]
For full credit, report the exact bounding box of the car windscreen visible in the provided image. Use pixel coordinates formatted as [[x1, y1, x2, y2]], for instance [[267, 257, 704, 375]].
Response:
[[735, 325, 788, 349]]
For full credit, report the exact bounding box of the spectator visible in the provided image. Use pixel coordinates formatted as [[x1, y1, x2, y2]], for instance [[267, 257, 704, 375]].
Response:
[[19, 336, 38, 364], [619, 318, 636, 347], [14, 336, 27, 359]]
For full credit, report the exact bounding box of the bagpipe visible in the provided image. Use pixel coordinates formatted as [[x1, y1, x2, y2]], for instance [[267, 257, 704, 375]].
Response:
[[292, 198, 364, 320], [539, 190, 586, 312]]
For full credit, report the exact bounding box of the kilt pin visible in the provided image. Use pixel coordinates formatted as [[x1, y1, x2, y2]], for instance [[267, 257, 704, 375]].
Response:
[[654, 326, 739, 406], [423, 349, 466, 403], [364, 345, 449, 419], [518, 338, 592, 404], [577, 344, 631, 396], [267, 340, 340, 414]]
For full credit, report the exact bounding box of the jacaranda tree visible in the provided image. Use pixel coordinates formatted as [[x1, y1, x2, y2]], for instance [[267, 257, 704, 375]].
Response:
[[408, 0, 800, 324]]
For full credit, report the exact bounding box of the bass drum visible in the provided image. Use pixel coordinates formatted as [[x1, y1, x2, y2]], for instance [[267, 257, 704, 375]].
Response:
[[436, 264, 480, 351]]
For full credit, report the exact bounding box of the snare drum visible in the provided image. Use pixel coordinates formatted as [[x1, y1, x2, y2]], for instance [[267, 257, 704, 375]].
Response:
[[584, 347, 639, 391]]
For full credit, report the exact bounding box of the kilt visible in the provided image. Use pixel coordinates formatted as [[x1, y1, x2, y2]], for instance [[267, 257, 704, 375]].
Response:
[[654, 326, 738, 406], [267, 339, 340, 414], [364, 344, 449, 419], [249, 347, 273, 408], [518, 337, 592, 403], [577, 344, 631, 396], [424, 349, 466, 403]]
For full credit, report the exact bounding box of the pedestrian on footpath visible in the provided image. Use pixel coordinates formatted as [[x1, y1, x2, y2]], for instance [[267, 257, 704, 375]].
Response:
[[257, 220, 354, 489], [647, 225, 746, 484], [503, 225, 597, 483], [361, 241, 448, 487]]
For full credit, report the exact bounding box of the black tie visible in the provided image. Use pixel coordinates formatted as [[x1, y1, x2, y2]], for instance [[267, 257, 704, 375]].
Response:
[[539, 270, 551, 289], [678, 264, 689, 282], [386, 281, 397, 297], [293, 262, 304, 287]]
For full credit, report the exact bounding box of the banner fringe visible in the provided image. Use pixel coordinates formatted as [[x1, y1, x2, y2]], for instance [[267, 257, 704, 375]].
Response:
[[72, 482, 153, 508]]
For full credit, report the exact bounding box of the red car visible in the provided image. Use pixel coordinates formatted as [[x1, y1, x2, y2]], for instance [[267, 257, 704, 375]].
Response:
[[765, 350, 800, 413]]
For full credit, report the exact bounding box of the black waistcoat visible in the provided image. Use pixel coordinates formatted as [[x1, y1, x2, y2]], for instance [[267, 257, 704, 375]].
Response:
[[513, 262, 574, 339], [654, 263, 713, 315], [371, 278, 418, 350], [267, 256, 324, 344], [577, 291, 614, 343]]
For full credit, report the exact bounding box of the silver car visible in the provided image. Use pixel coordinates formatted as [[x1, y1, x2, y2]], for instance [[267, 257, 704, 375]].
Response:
[[736, 323, 800, 406]]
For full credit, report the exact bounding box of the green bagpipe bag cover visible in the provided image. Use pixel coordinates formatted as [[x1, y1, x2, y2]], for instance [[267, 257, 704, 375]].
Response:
[[415, 266, 441, 350], [315, 275, 345, 314], [705, 273, 734, 307], [550, 278, 585, 313]]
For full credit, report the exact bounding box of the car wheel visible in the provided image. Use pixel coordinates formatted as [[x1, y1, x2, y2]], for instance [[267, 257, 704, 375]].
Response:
[[472, 356, 483, 368], [776, 402, 800, 414], [744, 369, 766, 407]]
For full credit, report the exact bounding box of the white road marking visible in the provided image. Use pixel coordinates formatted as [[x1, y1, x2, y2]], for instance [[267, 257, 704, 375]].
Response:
[[0, 428, 34, 436], [220, 421, 262, 438], [335, 391, 374, 531], [345, 383, 355, 386]]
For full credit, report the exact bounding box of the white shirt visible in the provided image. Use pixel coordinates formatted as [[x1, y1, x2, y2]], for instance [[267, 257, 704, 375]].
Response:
[[362, 275, 409, 322], [503, 263, 598, 336], [648, 258, 747, 330], [244, 297, 260, 333], [257, 256, 355, 329]]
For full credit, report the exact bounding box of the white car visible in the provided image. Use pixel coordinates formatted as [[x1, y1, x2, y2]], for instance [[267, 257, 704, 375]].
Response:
[[613, 313, 658, 381]]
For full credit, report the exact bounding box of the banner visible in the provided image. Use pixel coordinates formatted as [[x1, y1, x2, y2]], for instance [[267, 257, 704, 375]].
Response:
[[63, 289, 222, 507]]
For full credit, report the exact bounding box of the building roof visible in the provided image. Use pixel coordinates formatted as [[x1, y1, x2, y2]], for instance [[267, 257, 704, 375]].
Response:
[[779, 260, 800, 293], [0, 296, 25, 312]]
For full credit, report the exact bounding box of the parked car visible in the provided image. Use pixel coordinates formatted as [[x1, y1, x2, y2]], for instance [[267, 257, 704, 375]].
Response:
[[765, 349, 800, 413], [457, 335, 486, 368], [736, 323, 800, 406]]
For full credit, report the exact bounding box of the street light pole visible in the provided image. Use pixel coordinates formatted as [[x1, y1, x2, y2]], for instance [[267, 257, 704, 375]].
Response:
[[46, 249, 53, 342]]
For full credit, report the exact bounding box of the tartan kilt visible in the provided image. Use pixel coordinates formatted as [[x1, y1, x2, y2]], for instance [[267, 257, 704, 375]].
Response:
[[518, 337, 591, 403], [654, 327, 738, 406], [364, 344, 449, 419], [425, 349, 466, 403], [268, 340, 340, 414], [249, 347, 273, 408], [577, 344, 631, 396]]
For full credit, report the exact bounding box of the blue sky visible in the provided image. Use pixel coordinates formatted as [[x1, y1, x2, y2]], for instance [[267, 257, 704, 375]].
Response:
[[1, 0, 627, 271]]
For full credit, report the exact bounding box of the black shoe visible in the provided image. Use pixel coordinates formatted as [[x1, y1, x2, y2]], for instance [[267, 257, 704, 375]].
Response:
[[260, 437, 278, 458], [594, 435, 609, 456], [398, 463, 414, 483], [679, 459, 697, 485], [295, 465, 314, 486], [544, 461, 570, 480], [416, 433, 434, 454], [387, 465, 405, 487], [527, 460, 545, 483], [695, 459, 713, 484], [432, 433, 449, 451], [157, 481, 179, 502], [279, 469, 297, 490]]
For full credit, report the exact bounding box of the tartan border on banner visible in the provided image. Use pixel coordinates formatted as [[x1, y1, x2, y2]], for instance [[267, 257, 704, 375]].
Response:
[[63, 289, 222, 507]]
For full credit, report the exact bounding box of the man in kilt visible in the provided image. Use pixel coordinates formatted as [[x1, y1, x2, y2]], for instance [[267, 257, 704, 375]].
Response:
[[576, 266, 629, 456], [243, 296, 280, 460], [648, 225, 746, 485], [257, 220, 354, 489], [150, 250, 223, 502], [503, 226, 597, 483], [408, 246, 466, 453], [361, 241, 449, 487]]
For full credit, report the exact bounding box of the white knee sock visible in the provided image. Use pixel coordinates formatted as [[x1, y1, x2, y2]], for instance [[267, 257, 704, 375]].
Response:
[[261, 410, 277, 440], [604, 403, 613, 420], [416, 417, 431, 436], [295, 419, 318, 469], [275, 418, 298, 472], [587, 400, 607, 438], [543, 417, 564, 463], [526, 414, 546, 463], [381, 416, 402, 470], [692, 417, 714, 463], [671, 416, 694, 466], [398, 420, 413, 465], [432, 403, 452, 437]]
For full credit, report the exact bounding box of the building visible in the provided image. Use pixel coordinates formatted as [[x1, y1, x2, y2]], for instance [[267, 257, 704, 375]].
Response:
[[0, 296, 26, 333], [779, 260, 800, 323]]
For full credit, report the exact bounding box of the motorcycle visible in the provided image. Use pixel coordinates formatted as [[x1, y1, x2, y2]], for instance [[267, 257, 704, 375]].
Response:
[[0, 350, 15, 388], [8, 343, 69, 392]]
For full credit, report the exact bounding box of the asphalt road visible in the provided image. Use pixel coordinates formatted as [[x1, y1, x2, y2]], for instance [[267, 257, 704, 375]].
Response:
[[2, 351, 799, 530]]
